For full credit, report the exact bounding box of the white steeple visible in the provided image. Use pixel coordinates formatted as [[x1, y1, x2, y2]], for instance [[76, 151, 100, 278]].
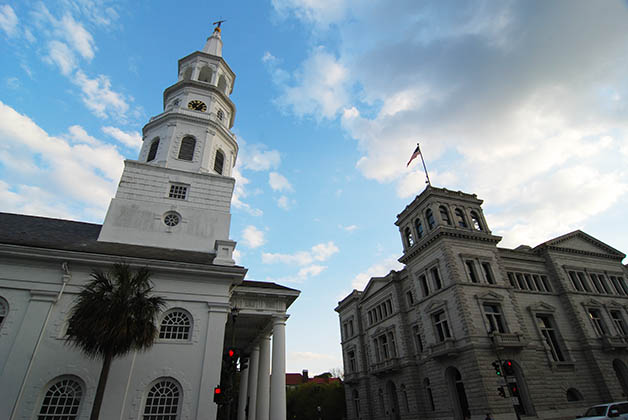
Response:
[[203, 26, 223, 57], [97, 28, 238, 264]]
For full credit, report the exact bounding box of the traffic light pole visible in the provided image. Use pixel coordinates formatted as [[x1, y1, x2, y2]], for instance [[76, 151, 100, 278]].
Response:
[[489, 333, 521, 420]]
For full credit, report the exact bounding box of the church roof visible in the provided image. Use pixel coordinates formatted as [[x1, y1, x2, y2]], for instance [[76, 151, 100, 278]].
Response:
[[0, 212, 223, 266]]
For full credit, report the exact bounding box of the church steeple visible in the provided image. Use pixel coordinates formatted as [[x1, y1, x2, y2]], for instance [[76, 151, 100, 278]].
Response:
[[97, 30, 239, 265]]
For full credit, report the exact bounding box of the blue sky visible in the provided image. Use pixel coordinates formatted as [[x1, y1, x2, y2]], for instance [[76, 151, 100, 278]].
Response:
[[1, 0, 627, 375]]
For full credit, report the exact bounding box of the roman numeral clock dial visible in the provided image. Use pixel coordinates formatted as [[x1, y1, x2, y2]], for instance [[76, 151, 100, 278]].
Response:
[[187, 100, 207, 112]]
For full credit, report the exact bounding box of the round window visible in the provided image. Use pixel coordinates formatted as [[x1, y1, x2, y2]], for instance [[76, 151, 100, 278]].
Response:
[[163, 212, 180, 227]]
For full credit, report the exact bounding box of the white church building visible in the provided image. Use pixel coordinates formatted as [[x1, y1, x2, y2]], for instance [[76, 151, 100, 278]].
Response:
[[0, 26, 298, 420]]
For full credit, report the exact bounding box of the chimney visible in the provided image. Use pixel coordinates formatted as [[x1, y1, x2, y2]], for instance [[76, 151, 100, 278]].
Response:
[[302, 369, 309, 383]]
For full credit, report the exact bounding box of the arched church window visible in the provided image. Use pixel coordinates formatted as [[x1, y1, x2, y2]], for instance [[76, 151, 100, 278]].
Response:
[[178, 137, 195, 161], [147, 138, 160, 162], [38, 376, 83, 420], [217, 75, 228, 94], [415, 219, 424, 239], [425, 209, 435, 230], [0, 297, 7, 330], [455, 208, 468, 228], [182, 67, 193, 80], [439, 205, 452, 225], [404, 227, 414, 247], [142, 378, 182, 420], [470, 211, 483, 231], [214, 150, 225, 175], [159, 310, 192, 340], [198, 66, 213, 83]]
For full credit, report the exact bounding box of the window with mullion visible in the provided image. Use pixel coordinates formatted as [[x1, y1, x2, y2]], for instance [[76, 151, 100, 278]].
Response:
[[433, 310, 452, 342], [610, 310, 628, 336], [588, 308, 608, 336], [536, 314, 565, 362], [483, 303, 506, 333]]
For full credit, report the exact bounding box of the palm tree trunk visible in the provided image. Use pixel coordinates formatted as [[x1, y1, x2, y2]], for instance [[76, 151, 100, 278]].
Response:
[[90, 353, 114, 420]]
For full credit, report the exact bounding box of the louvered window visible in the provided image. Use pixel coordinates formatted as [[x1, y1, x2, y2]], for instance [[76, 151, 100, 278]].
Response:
[[178, 137, 195, 161], [214, 150, 225, 174], [147, 139, 159, 162]]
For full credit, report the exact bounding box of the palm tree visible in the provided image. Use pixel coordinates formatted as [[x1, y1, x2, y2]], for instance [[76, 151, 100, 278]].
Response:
[[66, 263, 165, 420]]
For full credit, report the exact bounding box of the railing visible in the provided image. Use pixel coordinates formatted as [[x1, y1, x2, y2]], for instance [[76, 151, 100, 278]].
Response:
[[491, 332, 527, 349], [371, 357, 400, 375], [601, 335, 628, 351], [429, 338, 458, 359]]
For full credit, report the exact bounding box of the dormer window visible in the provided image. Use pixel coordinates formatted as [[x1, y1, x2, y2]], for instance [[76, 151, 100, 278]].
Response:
[[415, 219, 424, 239], [425, 209, 435, 230], [455, 208, 468, 228], [470, 211, 483, 231], [178, 136, 195, 161], [214, 150, 225, 174], [405, 227, 414, 247], [439, 206, 452, 225], [147, 138, 159, 162]]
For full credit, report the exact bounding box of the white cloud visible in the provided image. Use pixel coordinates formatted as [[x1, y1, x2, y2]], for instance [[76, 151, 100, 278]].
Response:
[[0, 101, 124, 219], [45, 40, 77, 76], [262, 241, 339, 265], [0, 4, 18, 37], [59, 13, 96, 60], [241, 225, 266, 248], [339, 224, 358, 232], [5, 77, 19, 89], [73, 70, 130, 120], [273, 47, 350, 119], [240, 144, 281, 171], [269, 172, 294, 192], [231, 166, 263, 216], [273, 0, 628, 249], [277, 195, 291, 210], [351, 255, 404, 290], [298, 264, 327, 277], [102, 126, 142, 149]]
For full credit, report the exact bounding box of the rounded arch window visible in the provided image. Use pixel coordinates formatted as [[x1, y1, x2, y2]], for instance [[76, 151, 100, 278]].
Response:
[[470, 211, 483, 231], [198, 66, 213, 83], [415, 219, 424, 239], [0, 297, 7, 330], [439, 205, 452, 225], [182, 67, 193, 80], [404, 227, 414, 247], [214, 149, 225, 175], [147, 138, 160, 162], [425, 209, 435, 230], [159, 309, 192, 340], [163, 212, 181, 227], [37, 376, 84, 420], [566, 388, 583, 401], [455, 208, 468, 228], [178, 136, 195, 161], [217, 74, 228, 94], [142, 378, 182, 420]]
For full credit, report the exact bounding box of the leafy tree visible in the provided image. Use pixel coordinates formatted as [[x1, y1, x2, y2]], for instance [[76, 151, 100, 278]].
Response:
[[287, 381, 346, 420], [66, 263, 165, 420]]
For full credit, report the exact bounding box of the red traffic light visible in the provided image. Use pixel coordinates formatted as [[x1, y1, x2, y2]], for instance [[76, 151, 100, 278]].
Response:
[[228, 349, 235, 357], [214, 387, 222, 395]]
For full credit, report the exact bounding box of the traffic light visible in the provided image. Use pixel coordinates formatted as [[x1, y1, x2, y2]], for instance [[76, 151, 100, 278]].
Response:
[[225, 348, 240, 365], [497, 386, 506, 398], [502, 359, 514, 376], [214, 386, 224, 404], [491, 360, 502, 376]]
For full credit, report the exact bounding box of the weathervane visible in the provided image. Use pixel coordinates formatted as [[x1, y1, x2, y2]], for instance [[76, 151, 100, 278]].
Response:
[[213, 19, 226, 33]]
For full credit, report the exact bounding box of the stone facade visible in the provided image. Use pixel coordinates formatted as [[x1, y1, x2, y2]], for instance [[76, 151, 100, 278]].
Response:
[[336, 186, 628, 420]]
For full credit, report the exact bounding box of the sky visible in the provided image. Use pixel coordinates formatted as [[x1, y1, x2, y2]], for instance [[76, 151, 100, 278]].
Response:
[[1, 0, 627, 375]]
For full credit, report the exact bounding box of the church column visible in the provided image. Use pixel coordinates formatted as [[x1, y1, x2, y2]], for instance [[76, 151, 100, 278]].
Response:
[[270, 316, 287, 420], [256, 336, 271, 420], [247, 346, 260, 420], [237, 363, 249, 420], [196, 303, 229, 420]]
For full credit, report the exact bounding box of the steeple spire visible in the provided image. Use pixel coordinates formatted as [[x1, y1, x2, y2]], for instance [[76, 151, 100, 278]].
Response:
[[203, 20, 225, 57]]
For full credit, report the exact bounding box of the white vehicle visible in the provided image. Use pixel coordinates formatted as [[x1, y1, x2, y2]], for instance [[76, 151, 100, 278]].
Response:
[[578, 402, 628, 420]]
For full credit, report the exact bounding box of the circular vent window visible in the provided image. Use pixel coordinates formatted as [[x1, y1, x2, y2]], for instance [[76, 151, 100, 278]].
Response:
[[163, 212, 180, 227]]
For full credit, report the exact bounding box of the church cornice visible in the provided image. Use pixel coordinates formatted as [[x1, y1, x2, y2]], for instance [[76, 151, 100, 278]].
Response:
[[398, 228, 501, 264]]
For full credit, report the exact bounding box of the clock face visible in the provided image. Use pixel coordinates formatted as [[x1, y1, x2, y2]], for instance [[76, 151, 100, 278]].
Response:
[[188, 100, 207, 112]]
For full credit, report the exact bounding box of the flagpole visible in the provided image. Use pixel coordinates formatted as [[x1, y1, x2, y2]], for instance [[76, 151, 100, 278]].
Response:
[[417, 143, 431, 186]]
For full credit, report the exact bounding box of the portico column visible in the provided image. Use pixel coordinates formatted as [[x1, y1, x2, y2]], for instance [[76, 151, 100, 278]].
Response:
[[196, 303, 229, 420], [256, 336, 271, 420], [270, 316, 287, 420], [237, 363, 249, 420], [247, 346, 260, 420]]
